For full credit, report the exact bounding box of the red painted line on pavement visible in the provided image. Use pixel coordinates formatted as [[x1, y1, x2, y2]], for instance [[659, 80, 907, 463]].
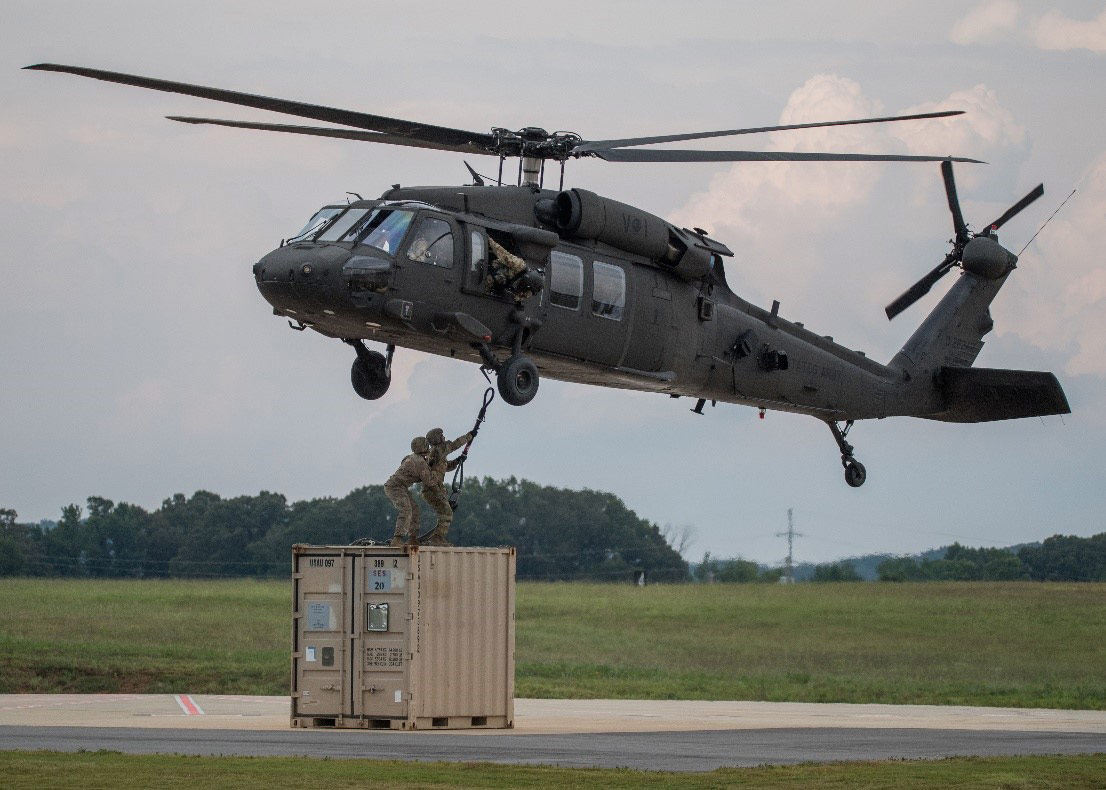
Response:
[[174, 694, 204, 715]]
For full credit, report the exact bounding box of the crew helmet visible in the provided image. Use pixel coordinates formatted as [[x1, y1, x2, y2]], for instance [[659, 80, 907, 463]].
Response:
[[426, 427, 445, 445], [410, 436, 431, 454]]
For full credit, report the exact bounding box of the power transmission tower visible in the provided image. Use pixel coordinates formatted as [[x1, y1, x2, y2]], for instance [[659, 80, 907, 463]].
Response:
[[776, 508, 804, 583]]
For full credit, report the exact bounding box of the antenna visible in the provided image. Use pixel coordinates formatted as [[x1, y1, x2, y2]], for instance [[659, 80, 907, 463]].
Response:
[[776, 508, 804, 584]]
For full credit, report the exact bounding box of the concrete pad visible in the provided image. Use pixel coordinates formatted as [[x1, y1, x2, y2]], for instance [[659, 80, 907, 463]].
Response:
[[1, 695, 1104, 735]]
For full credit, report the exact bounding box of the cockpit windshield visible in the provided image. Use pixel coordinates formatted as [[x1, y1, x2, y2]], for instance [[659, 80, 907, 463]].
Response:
[[358, 209, 414, 253], [288, 206, 342, 242], [285, 204, 416, 252]]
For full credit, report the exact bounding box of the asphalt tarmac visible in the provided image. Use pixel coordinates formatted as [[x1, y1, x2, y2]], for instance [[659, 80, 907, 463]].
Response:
[[1, 696, 1104, 771]]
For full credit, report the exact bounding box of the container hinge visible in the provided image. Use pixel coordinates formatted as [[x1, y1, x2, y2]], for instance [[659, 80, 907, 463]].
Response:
[[405, 612, 414, 620], [405, 652, 414, 661], [406, 572, 415, 580], [292, 612, 302, 619], [292, 572, 304, 579], [290, 691, 302, 699]]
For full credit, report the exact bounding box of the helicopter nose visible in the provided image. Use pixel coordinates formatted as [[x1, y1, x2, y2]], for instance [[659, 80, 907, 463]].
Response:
[[253, 244, 351, 314]]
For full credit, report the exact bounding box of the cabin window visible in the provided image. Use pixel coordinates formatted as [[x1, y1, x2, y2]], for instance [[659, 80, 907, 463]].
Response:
[[406, 217, 454, 268], [549, 251, 583, 310], [592, 261, 625, 320], [470, 231, 487, 270], [317, 208, 370, 242], [288, 206, 342, 242]]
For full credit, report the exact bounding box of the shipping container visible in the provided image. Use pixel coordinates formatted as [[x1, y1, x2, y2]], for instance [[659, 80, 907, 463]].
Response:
[[291, 544, 515, 730]]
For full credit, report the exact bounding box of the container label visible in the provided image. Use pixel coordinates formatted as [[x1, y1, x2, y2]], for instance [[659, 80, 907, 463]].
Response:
[[306, 602, 331, 631], [366, 646, 404, 668], [306, 646, 316, 662], [369, 569, 391, 592], [394, 689, 402, 703]]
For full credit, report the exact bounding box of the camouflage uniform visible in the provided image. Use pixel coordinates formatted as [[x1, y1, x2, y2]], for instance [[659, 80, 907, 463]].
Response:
[[485, 237, 531, 300], [422, 427, 474, 545], [384, 436, 436, 546]]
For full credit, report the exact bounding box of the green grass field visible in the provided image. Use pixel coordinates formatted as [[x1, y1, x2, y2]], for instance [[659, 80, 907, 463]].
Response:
[[2, 751, 1105, 789], [1, 579, 1104, 708]]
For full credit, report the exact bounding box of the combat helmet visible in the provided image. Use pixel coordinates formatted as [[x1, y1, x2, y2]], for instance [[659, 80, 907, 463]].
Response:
[[425, 427, 445, 445], [410, 436, 431, 454]]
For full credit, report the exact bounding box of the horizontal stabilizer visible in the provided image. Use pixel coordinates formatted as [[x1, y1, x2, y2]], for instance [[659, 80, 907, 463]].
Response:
[[931, 367, 1071, 423]]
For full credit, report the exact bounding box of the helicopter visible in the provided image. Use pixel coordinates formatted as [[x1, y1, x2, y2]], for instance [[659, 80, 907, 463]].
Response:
[[24, 64, 1070, 487]]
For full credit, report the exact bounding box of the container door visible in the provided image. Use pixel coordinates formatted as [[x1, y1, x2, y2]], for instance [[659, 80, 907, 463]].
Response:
[[355, 553, 411, 719], [293, 554, 350, 719]]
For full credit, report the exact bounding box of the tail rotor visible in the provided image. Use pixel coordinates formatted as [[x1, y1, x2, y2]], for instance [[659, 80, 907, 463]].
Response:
[[885, 161, 1043, 320]]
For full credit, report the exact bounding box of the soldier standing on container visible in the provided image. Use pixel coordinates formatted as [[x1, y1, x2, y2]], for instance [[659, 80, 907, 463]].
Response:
[[421, 427, 473, 546], [385, 436, 436, 546]]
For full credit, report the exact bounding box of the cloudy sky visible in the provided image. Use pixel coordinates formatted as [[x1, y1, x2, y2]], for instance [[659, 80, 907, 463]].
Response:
[[3, 1, 1105, 564]]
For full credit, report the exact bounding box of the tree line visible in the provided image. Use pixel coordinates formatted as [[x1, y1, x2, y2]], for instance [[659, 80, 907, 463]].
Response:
[[4, 485, 1103, 583], [692, 536, 1106, 584], [875, 537, 1106, 582], [0, 478, 688, 582]]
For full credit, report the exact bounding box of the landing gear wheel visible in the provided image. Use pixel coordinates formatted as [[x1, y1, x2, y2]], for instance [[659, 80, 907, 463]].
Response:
[[497, 354, 539, 406], [351, 351, 390, 400], [844, 460, 867, 488]]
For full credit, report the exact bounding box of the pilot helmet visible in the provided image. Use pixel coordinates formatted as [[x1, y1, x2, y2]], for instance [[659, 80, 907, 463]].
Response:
[[410, 436, 431, 454]]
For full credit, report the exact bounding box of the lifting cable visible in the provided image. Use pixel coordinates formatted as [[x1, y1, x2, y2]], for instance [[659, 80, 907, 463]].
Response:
[[448, 386, 496, 511]]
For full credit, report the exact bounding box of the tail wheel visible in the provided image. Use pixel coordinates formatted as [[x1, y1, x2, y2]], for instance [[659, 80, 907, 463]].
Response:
[[497, 354, 539, 406]]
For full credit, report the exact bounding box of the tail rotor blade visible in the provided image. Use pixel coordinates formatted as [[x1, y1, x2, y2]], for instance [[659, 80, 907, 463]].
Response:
[[885, 253, 958, 320], [941, 160, 969, 243], [986, 184, 1044, 232]]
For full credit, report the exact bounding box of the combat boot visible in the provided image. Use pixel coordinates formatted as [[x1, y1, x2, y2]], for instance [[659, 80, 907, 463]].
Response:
[[423, 529, 452, 547]]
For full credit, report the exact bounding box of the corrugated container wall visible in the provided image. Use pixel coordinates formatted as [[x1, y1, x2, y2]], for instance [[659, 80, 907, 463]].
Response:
[[291, 544, 515, 730]]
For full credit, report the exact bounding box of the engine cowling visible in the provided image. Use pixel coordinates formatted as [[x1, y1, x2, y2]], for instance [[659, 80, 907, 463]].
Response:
[[545, 188, 717, 280]]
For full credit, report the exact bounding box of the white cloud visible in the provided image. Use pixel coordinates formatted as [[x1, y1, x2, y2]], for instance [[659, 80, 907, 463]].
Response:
[[1002, 152, 1106, 376], [669, 76, 1026, 339], [1033, 7, 1106, 53], [670, 75, 885, 239], [949, 0, 1021, 45]]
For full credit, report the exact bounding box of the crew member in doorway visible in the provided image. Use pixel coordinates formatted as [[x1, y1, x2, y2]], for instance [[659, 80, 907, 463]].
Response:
[[486, 237, 535, 301], [384, 436, 436, 546], [421, 427, 473, 546]]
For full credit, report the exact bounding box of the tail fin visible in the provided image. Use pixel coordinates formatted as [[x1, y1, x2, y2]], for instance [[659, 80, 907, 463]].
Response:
[[889, 269, 1005, 376], [887, 267, 1072, 423]]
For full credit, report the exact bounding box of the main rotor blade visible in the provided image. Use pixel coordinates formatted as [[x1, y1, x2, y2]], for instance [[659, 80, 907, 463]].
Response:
[[941, 160, 969, 244], [25, 63, 495, 150], [167, 117, 492, 155], [985, 183, 1045, 232], [884, 253, 958, 320], [589, 148, 985, 164], [574, 110, 966, 153]]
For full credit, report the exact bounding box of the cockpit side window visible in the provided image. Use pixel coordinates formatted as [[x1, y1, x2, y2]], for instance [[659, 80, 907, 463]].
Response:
[[405, 217, 454, 268]]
